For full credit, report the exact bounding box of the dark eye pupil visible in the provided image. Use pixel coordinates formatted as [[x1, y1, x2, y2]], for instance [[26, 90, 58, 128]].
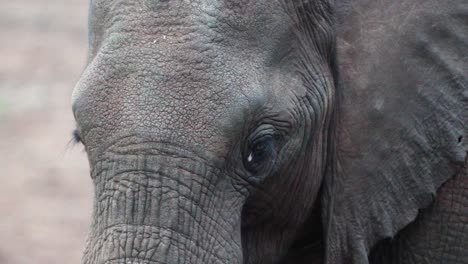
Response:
[[254, 143, 266, 151], [245, 136, 275, 173], [252, 143, 266, 156], [247, 143, 266, 163]]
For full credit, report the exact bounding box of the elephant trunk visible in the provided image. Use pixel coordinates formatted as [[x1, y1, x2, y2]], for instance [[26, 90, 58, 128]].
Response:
[[82, 146, 243, 264]]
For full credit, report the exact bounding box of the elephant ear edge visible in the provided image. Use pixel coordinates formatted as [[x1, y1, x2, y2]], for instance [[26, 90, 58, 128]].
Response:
[[322, 0, 468, 262]]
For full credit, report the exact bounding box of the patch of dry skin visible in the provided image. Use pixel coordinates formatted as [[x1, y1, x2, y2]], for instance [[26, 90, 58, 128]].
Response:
[[0, 0, 92, 263]]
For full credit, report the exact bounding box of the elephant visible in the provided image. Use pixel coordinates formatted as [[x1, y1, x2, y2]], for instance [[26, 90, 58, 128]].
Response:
[[71, 0, 467, 263]]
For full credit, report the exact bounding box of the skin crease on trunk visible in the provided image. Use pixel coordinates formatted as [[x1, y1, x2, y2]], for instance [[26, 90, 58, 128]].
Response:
[[72, 0, 467, 263]]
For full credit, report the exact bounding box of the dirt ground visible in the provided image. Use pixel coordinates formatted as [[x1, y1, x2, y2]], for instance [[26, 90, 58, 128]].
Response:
[[0, 0, 92, 263]]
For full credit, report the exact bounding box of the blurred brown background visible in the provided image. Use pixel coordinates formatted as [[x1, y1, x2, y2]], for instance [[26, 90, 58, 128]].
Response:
[[0, 0, 92, 263]]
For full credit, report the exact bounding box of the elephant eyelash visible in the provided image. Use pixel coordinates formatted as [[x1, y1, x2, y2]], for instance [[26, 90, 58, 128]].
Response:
[[72, 129, 82, 144], [66, 129, 84, 152]]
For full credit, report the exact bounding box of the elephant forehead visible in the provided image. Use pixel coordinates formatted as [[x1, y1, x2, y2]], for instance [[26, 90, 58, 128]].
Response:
[[72, 43, 265, 155], [87, 0, 292, 60], [90, 0, 284, 29], [74, 0, 294, 153]]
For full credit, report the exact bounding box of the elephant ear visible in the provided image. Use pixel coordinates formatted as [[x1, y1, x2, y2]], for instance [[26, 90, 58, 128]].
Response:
[[322, 0, 467, 262]]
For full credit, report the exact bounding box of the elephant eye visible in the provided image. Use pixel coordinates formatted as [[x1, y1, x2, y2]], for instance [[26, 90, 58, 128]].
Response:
[[244, 135, 277, 174]]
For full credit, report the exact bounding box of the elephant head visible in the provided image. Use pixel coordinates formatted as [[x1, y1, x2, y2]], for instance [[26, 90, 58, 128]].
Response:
[[72, 0, 466, 263]]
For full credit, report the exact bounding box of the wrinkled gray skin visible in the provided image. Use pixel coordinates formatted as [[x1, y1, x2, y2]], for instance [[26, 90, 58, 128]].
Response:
[[72, 0, 467, 263]]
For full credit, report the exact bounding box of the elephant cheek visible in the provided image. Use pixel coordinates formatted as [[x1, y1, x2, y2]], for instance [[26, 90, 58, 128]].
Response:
[[82, 154, 244, 264]]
